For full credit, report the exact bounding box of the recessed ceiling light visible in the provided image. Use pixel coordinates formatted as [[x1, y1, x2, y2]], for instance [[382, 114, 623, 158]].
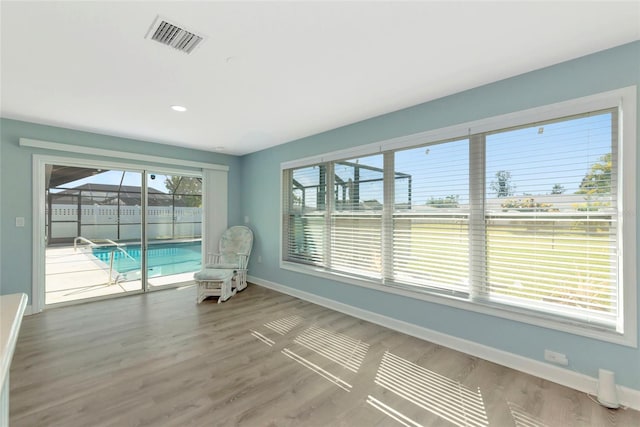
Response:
[[171, 105, 187, 112]]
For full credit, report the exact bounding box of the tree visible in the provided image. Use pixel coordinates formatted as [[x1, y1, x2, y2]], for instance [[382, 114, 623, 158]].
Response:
[[551, 183, 565, 194], [164, 176, 202, 207], [490, 170, 515, 198], [575, 153, 611, 195], [501, 198, 552, 212], [426, 195, 460, 208]]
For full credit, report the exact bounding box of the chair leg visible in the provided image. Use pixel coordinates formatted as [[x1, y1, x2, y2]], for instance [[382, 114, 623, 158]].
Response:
[[196, 282, 206, 304], [235, 271, 247, 291], [218, 277, 236, 303]]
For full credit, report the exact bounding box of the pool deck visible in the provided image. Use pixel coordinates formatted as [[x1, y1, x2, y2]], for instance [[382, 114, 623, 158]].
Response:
[[46, 246, 196, 305]]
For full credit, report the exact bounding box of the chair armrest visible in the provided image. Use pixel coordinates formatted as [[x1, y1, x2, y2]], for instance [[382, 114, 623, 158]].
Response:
[[236, 253, 249, 270]]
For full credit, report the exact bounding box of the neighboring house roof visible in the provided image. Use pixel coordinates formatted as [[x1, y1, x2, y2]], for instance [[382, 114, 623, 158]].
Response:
[[50, 183, 193, 206]]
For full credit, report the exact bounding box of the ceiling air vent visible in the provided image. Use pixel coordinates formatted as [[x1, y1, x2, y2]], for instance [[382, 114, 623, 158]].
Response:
[[145, 16, 205, 54]]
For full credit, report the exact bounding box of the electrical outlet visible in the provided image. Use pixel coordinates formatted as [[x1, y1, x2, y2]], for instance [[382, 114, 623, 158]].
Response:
[[544, 349, 568, 366], [257, 255, 262, 263]]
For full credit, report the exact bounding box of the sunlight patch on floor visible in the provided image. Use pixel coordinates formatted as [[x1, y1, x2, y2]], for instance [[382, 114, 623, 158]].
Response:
[[373, 351, 488, 427], [293, 325, 369, 372], [508, 401, 548, 427], [281, 348, 352, 392], [250, 330, 275, 346], [264, 315, 304, 335], [366, 395, 424, 427]]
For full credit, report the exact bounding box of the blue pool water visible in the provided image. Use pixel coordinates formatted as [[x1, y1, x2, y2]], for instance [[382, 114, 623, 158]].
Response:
[[92, 241, 201, 278]]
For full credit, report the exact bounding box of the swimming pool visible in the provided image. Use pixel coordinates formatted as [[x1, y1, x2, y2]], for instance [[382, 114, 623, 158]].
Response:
[[92, 240, 201, 279]]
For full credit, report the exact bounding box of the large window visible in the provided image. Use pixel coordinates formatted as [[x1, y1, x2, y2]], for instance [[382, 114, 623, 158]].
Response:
[[392, 139, 469, 294], [483, 112, 618, 326], [281, 87, 636, 345], [332, 155, 384, 278], [284, 165, 326, 265]]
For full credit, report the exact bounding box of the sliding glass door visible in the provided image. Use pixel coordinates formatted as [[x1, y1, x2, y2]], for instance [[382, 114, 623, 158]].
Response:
[[44, 164, 202, 305], [146, 172, 203, 289], [45, 166, 143, 305]]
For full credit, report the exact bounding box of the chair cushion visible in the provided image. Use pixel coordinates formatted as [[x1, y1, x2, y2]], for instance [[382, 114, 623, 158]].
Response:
[[194, 268, 234, 281], [205, 263, 238, 269]]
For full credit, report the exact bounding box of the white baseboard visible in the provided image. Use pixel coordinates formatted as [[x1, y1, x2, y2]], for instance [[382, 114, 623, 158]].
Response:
[[248, 275, 640, 410], [24, 305, 33, 316]]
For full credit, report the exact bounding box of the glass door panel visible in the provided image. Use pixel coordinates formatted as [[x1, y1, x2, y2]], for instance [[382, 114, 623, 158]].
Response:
[[45, 166, 143, 305], [146, 173, 202, 289]]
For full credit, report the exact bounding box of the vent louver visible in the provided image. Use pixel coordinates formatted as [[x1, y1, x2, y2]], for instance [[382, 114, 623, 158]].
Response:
[[146, 16, 205, 54]]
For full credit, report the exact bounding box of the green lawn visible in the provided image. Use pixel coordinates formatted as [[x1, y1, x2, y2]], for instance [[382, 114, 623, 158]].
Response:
[[294, 214, 616, 315], [399, 219, 615, 313]]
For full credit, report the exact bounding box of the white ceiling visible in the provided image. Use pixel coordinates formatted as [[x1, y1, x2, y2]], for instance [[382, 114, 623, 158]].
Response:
[[1, 1, 639, 156]]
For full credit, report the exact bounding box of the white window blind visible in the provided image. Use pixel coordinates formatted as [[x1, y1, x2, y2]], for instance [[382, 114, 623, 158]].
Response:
[[481, 110, 618, 327], [283, 165, 327, 266], [391, 139, 470, 294], [331, 156, 384, 278]]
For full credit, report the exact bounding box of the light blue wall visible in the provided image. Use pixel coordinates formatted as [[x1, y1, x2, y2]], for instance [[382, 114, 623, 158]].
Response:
[[240, 41, 640, 389], [0, 118, 242, 297]]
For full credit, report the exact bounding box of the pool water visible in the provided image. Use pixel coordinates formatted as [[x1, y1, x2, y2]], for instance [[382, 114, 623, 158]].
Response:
[[92, 241, 201, 279]]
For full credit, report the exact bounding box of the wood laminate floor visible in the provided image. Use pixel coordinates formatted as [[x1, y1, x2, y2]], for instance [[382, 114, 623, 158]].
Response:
[[9, 284, 640, 427]]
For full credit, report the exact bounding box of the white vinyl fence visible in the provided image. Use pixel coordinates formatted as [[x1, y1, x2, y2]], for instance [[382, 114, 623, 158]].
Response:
[[48, 204, 202, 242]]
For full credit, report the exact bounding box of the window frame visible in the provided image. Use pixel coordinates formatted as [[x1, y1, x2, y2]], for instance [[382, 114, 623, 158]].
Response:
[[280, 86, 637, 347]]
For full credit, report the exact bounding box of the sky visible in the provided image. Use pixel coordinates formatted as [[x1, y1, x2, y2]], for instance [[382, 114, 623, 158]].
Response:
[[293, 110, 613, 208], [51, 171, 181, 193]]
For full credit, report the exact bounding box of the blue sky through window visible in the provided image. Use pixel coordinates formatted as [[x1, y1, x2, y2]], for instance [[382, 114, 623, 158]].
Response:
[[293, 111, 612, 207], [51, 170, 180, 194]]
